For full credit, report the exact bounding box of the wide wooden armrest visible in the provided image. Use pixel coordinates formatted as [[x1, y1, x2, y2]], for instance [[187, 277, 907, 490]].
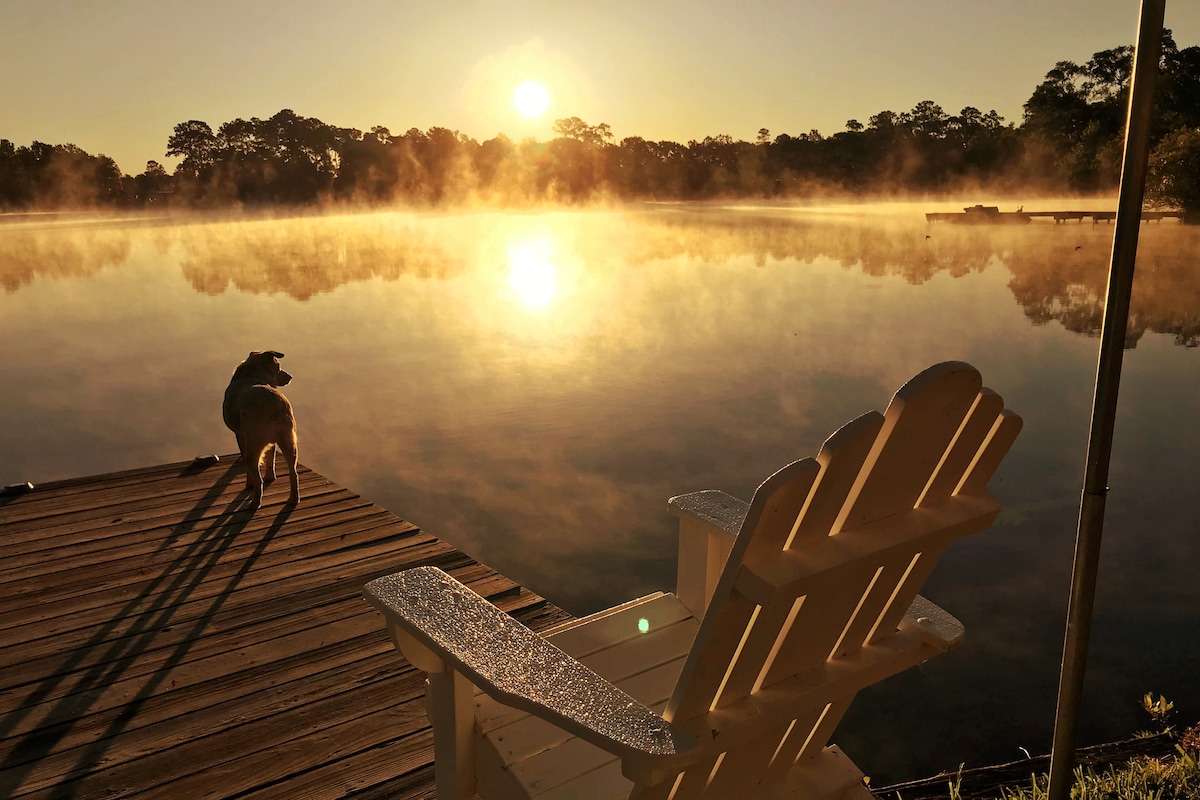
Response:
[[363, 567, 699, 784], [668, 489, 749, 537], [668, 490, 749, 618], [901, 593, 966, 651]]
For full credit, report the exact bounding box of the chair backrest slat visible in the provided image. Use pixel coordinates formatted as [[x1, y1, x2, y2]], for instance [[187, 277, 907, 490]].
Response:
[[836, 362, 983, 533], [865, 545, 949, 647], [782, 411, 884, 552], [666, 457, 822, 722], [758, 559, 885, 685], [745, 460, 822, 560], [918, 388, 1004, 507], [761, 700, 842, 783], [650, 362, 1020, 799], [705, 409, 890, 703], [955, 410, 1023, 496]]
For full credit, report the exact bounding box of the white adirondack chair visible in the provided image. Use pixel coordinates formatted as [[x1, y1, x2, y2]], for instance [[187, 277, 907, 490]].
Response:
[[363, 361, 1022, 800]]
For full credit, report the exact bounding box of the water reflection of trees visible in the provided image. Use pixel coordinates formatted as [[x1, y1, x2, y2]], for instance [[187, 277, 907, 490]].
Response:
[[626, 211, 1001, 282], [3, 211, 1198, 347], [0, 225, 133, 292], [173, 217, 463, 300], [1004, 228, 1200, 347], [627, 211, 1200, 349]]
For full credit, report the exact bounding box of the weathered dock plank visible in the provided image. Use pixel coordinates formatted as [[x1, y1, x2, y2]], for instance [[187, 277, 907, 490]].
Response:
[[0, 455, 572, 799]]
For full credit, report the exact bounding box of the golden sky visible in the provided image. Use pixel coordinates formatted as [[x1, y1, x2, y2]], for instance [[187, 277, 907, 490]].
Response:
[[2, 0, 1199, 175]]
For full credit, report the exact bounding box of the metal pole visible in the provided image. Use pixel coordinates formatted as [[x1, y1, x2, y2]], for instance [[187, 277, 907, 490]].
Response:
[[1046, 3, 1165, 799]]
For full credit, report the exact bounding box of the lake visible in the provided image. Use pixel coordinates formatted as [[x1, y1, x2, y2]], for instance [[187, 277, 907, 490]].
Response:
[[2, 203, 1198, 784]]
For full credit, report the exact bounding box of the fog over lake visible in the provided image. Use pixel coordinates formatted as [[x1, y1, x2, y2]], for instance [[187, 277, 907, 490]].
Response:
[[2, 203, 1198, 782]]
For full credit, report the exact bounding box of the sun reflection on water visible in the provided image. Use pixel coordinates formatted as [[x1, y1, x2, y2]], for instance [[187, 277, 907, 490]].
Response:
[[506, 236, 558, 309]]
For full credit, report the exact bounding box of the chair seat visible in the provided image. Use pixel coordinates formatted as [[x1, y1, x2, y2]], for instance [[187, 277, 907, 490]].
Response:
[[474, 593, 697, 798], [468, 591, 954, 799]]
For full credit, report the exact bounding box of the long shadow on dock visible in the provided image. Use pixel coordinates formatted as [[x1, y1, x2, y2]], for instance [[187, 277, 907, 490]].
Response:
[[0, 461, 283, 797], [0, 457, 570, 798]]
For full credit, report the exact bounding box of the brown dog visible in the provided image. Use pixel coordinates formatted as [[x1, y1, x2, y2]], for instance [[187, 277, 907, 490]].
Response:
[[222, 350, 299, 510]]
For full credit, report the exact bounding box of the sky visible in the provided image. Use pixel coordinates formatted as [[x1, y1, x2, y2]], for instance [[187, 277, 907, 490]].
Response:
[[3, 0, 1200, 176]]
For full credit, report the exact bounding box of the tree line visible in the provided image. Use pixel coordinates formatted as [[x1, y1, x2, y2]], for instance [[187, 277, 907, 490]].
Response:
[[2, 30, 1199, 213]]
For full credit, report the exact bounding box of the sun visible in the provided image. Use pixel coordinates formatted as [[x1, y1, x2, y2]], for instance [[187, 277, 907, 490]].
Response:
[[513, 81, 549, 119]]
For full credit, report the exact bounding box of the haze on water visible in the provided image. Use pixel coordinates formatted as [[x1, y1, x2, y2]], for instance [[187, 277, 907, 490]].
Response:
[[2, 203, 1198, 782]]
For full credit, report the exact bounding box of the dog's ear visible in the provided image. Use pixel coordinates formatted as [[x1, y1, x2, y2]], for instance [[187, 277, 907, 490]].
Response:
[[246, 351, 260, 360], [266, 350, 285, 359]]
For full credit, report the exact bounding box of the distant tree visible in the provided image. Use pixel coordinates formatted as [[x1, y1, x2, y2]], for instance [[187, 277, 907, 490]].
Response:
[[269, 109, 342, 201], [909, 100, 949, 138], [333, 126, 398, 202], [134, 160, 171, 203], [681, 134, 745, 195], [1019, 30, 1196, 190], [612, 137, 688, 197], [611, 136, 655, 196], [369, 125, 393, 145], [166, 120, 219, 176], [552, 117, 613, 147], [475, 133, 517, 189], [7, 26, 1192, 210], [0, 138, 31, 207], [868, 109, 909, 131], [1147, 127, 1200, 217], [218, 118, 261, 157], [944, 107, 1015, 178], [1157, 38, 1200, 132]]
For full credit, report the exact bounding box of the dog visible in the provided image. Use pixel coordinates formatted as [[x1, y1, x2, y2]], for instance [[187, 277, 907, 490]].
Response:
[[222, 350, 299, 510]]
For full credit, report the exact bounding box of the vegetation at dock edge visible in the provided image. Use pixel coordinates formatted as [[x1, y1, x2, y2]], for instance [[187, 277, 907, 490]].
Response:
[[985, 742, 1197, 800], [912, 699, 1200, 800], [2, 30, 1200, 214]]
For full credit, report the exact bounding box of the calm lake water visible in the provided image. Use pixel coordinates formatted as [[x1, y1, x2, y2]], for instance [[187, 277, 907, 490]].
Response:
[[2, 203, 1198, 783]]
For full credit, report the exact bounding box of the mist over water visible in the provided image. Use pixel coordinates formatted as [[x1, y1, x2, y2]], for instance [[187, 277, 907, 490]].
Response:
[[2, 203, 1198, 783]]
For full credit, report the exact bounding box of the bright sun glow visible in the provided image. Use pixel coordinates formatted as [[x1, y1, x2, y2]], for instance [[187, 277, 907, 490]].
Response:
[[507, 238, 557, 308], [513, 81, 549, 118]]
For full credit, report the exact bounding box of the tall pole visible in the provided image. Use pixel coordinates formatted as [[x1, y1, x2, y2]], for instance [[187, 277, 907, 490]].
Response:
[[1046, 3, 1166, 799]]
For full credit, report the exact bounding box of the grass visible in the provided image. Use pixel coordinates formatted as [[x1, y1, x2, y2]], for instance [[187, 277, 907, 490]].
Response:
[[944, 723, 1200, 800], [990, 749, 1197, 800]]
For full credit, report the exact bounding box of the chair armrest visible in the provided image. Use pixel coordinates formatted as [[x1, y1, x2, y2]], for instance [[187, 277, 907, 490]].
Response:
[[363, 567, 699, 785], [668, 489, 748, 537], [901, 594, 966, 652], [668, 490, 748, 618]]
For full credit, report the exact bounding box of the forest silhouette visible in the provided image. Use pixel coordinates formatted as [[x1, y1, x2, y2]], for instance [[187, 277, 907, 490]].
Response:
[[2, 31, 1199, 213]]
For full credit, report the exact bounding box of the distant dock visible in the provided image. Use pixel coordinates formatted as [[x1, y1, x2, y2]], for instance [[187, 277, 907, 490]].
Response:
[[926, 204, 1186, 224]]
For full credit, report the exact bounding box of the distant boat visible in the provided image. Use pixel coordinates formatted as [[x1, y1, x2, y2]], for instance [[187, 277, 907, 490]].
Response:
[[926, 205, 1032, 224]]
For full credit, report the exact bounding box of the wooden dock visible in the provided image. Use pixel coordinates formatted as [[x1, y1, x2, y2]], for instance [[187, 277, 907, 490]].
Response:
[[925, 206, 1185, 224], [0, 456, 571, 799]]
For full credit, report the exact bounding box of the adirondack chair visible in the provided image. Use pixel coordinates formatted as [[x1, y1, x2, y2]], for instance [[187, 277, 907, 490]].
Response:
[[363, 361, 1021, 800]]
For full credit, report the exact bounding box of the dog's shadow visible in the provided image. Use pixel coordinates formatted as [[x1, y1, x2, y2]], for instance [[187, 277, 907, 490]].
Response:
[[0, 458, 294, 796], [229, 452, 299, 515], [187, 453, 296, 518]]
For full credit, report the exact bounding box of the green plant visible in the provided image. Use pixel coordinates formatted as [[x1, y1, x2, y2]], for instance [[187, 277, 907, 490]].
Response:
[[991, 753, 1200, 800], [997, 771, 1050, 799], [1143, 692, 1177, 733], [946, 763, 965, 800]]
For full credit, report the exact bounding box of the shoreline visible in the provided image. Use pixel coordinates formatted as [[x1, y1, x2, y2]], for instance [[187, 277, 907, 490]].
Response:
[[874, 730, 1179, 799]]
